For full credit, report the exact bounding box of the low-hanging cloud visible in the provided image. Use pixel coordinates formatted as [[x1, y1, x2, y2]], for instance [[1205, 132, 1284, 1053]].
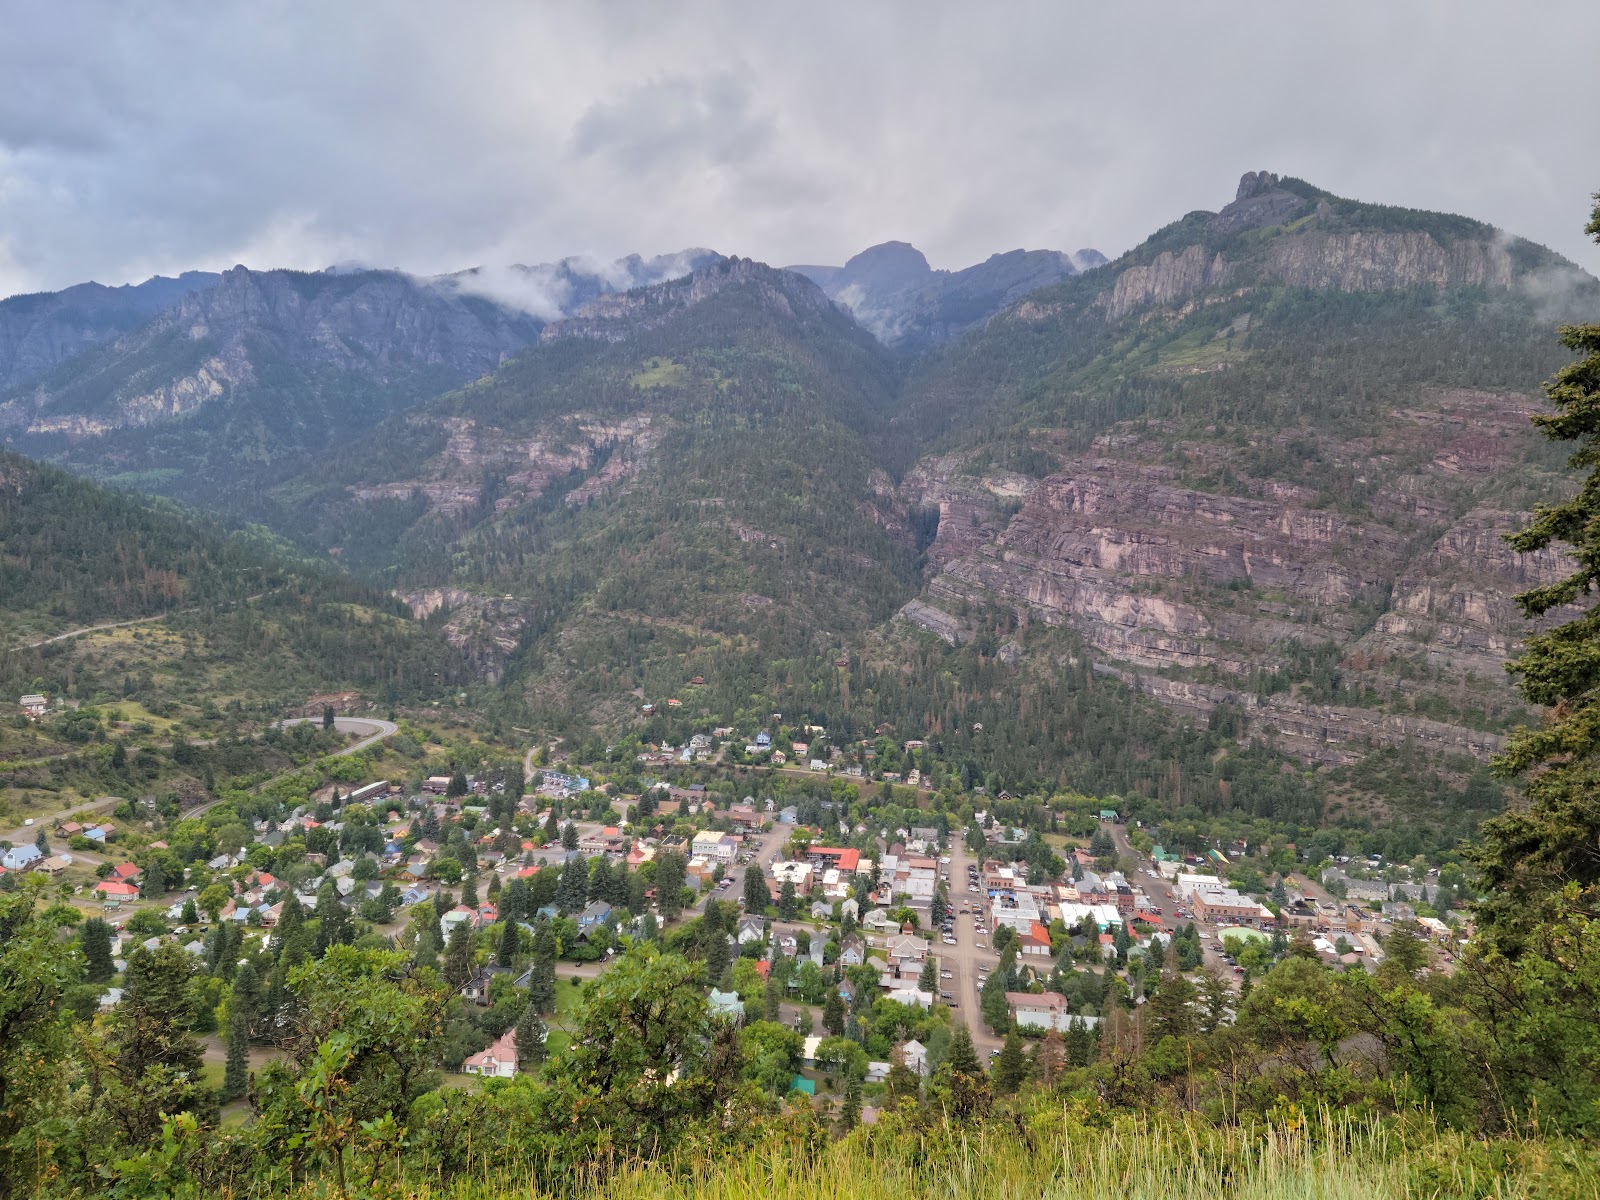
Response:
[[0, 1, 1596, 300]]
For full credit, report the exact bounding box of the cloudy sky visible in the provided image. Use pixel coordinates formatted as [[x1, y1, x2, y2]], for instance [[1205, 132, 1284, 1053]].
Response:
[[2, 0, 1597, 298]]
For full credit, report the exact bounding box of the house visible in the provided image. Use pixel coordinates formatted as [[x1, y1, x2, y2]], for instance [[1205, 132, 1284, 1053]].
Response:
[[885, 987, 933, 1009], [461, 965, 511, 1006], [462, 1029, 519, 1078], [577, 900, 613, 932], [709, 989, 745, 1021], [2, 844, 42, 871], [862, 908, 897, 934], [885, 934, 930, 969], [93, 880, 140, 901], [900, 1039, 929, 1076], [34, 854, 71, 876], [1008, 991, 1103, 1034], [423, 776, 452, 794], [736, 914, 767, 945], [18, 694, 49, 718], [838, 934, 866, 967]]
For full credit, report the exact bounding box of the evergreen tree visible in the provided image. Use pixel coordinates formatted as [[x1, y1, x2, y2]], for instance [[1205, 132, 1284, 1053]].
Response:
[[181, 898, 198, 925], [555, 856, 588, 914], [231, 960, 262, 1037], [823, 990, 846, 1036], [514, 1004, 547, 1069], [501, 877, 529, 923], [994, 1027, 1027, 1093], [528, 920, 558, 1014], [34, 828, 48, 855], [561, 821, 579, 851], [654, 850, 687, 922], [275, 895, 310, 968], [81, 917, 115, 984], [447, 769, 469, 798], [322, 704, 335, 730], [742, 862, 769, 913], [461, 873, 478, 908], [414, 928, 439, 972], [764, 973, 783, 1022], [588, 857, 612, 903], [838, 1075, 862, 1134], [980, 969, 1010, 1033], [443, 922, 475, 988], [221, 1003, 249, 1102], [946, 1023, 983, 1076], [778, 880, 798, 920], [1479, 197, 1600, 943], [497, 917, 519, 967], [542, 809, 560, 844], [141, 858, 165, 899], [918, 954, 938, 994], [626, 869, 648, 916]]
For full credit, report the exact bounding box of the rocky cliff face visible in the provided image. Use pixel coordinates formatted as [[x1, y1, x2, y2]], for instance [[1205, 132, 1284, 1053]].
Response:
[[1090, 172, 1526, 325], [896, 388, 1568, 765], [0, 265, 540, 438], [0, 272, 220, 393], [1264, 231, 1514, 292]]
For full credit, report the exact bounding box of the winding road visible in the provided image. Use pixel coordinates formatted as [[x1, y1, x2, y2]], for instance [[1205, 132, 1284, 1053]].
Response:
[[1, 716, 400, 841]]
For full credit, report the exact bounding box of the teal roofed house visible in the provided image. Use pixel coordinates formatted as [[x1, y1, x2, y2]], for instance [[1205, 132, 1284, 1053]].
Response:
[[1099, 809, 1118, 821], [790, 1076, 816, 1096]]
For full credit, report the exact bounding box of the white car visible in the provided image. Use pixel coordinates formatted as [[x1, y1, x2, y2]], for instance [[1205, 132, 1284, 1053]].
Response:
[[23, 818, 34, 827]]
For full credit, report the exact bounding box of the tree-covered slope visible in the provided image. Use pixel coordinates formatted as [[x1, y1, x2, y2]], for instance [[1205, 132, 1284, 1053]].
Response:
[[0, 448, 467, 706]]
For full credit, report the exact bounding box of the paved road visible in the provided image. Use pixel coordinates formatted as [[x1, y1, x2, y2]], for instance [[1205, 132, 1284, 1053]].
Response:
[[279, 716, 399, 757], [945, 838, 1003, 1056], [694, 823, 790, 915], [15, 613, 179, 650], [1103, 819, 1236, 983]]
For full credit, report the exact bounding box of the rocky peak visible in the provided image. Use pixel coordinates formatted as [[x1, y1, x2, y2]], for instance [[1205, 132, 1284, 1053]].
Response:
[[837, 241, 934, 292], [1209, 171, 1309, 236], [1235, 170, 1281, 202], [541, 257, 834, 344]]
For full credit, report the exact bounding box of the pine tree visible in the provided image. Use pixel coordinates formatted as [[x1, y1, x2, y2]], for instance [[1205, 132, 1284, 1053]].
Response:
[[81, 917, 115, 983], [275, 895, 310, 968], [514, 1003, 547, 1069], [142, 858, 165, 898], [764, 973, 783, 1022], [946, 1023, 983, 1076], [542, 809, 560, 843], [231, 960, 262, 1038], [414, 928, 439, 972], [461, 873, 478, 908], [823, 990, 846, 1036], [181, 898, 198, 925], [837, 1075, 862, 1134], [528, 920, 558, 1013], [322, 704, 335, 730], [919, 954, 939, 994], [555, 857, 588, 914], [222, 1002, 249, 1102], [444, 922, 475, 988], [655, 850, 686, 922], [994, 1027, 1027, 1093], [447, 769, 468, 798], [743, 862, 769, 913], [497, 917, 519, 967], [779, 880, 798, 920], [561, 821, 578, 851]]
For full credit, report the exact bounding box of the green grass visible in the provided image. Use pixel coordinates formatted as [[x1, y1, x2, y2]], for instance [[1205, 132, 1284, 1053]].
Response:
[[261, 1110, 1600, 1200]]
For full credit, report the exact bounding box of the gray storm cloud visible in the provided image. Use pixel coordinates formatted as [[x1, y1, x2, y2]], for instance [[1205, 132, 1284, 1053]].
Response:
[[0, 0, 1596, 299]]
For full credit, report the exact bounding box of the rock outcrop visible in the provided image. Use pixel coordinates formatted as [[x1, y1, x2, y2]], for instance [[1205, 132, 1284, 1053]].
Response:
[[898, 389, 1566, 763]]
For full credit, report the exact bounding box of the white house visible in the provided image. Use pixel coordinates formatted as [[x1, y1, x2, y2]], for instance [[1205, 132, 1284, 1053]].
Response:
[[2, 844, 42, 871], [463, 1029, 520, 1078], [19, 694, 49, 718], [692, 831, 737, 864], [1008, 991, 1103, 1034]]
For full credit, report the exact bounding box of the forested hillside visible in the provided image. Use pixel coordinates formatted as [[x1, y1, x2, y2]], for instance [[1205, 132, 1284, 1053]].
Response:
[[0, 448, 467, 708], [5, 173, 1597, 843]]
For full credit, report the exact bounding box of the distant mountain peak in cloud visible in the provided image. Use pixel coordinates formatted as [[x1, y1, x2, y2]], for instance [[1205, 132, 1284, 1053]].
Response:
[[788, 239, 1105, 347]]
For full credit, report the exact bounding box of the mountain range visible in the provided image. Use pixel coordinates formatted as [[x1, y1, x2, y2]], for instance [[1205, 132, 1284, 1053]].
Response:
[[4, 170, 1598, 839]]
